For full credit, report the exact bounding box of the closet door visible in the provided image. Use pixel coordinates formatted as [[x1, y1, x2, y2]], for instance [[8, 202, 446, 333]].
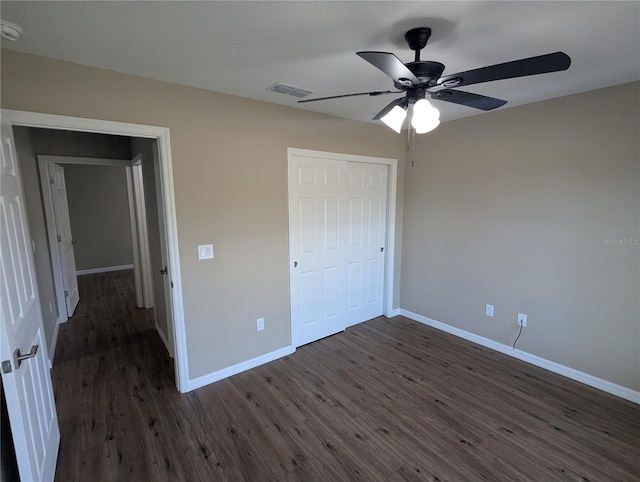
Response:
[[289, 152, 387, 347]]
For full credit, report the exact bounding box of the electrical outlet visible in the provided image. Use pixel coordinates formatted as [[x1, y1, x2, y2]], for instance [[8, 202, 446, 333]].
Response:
[[486, 304, 494, 317], [257, 317, 264, 331], [518, 313, 527, 327]]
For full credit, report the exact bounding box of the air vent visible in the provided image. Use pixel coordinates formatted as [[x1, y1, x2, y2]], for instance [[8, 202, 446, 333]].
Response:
[[266, 82, 314, 99]]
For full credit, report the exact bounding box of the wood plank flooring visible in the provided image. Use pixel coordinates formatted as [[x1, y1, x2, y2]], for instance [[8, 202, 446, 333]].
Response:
[[52, 270, 640, 481]]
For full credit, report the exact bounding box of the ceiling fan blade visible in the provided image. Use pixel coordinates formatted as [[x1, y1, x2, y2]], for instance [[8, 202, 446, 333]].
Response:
[[357, 51, 420, 86], [297, 90, 399, 103], [431, 89, 507, 111], [437, 52, 571, 88], [372, 97, 406, 121]]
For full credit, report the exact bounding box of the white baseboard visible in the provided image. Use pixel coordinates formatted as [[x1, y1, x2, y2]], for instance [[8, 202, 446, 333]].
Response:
[[398, 309, 640, 405], [155, 322, 171, 356], [386, 308, 401, 318], [76, 264, 134, 275], [187, 345, 294, 392]]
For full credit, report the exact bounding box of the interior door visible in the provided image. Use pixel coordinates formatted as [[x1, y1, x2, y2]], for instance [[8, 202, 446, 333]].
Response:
[[344, 161, 388, 325], [289, 153, 387, 347], [48, 163, 80, 317], [0, 116, 60, 481], [152, 140, 175, 357]]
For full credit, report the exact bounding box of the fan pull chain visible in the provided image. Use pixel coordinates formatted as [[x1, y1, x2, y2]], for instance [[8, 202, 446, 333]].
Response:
[[408, 126, 416, 167]]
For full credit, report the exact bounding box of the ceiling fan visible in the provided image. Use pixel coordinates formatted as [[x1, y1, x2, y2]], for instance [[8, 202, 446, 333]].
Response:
[[299, 27, 571, 133]]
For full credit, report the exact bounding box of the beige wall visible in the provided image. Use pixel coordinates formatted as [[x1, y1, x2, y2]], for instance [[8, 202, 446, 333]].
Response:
[[62, 164, 133, 271], [1, 50, 405, 379], [13, 126, 134, 350], [401, 82, 639, 391]]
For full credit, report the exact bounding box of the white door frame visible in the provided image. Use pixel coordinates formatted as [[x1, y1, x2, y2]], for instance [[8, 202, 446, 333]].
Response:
[[3, 109, 189, 393], [287, 148, 398, 347]]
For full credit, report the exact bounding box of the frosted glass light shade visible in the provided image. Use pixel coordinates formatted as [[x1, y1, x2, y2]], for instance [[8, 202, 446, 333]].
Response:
[[411, 99, 440, 134], [380, 105, 407, 133]]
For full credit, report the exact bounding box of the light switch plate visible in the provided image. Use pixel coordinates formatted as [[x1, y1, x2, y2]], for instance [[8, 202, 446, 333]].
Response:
[[486, 304, 494, 317], [198, 244, 214, 260]]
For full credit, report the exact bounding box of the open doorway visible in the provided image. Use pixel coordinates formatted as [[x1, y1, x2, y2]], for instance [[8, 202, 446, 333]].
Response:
[[5, 109, 187, 392]]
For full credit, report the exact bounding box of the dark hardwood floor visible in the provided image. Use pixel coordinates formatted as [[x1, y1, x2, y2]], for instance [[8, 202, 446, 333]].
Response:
[[52, 270, 640, 481]]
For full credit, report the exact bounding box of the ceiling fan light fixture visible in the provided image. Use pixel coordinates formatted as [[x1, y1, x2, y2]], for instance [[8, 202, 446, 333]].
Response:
[[411, 99, 440, 134], [380, 105, 407, 133]]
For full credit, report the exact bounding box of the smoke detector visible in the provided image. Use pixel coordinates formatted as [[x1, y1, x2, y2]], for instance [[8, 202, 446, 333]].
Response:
[[1, 20, 23, 41]]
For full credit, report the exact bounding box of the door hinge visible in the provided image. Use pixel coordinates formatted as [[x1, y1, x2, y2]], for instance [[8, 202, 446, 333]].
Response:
[[64, 290, 68, 297], [49, 178, 54, 185], [1, 360, 12, 374], [57, 234, 62, 242]]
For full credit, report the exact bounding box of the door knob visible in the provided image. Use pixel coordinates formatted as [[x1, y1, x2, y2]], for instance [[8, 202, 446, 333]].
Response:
[[13, 345, 38, 369], [294, 261, 298, 268]]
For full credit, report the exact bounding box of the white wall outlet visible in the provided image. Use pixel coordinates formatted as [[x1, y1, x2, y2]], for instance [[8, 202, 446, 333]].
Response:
[[257, 317, 265, 331], [518, 313, 527, 327], [198, 244, 214, 260], [486, 304, 494, 317]]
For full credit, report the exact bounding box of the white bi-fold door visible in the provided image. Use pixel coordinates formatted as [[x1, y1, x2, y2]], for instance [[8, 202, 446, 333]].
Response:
[[289, 150, 389, 347]]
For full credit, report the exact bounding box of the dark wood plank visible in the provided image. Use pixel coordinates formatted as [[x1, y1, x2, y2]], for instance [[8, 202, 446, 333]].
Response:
[[53, 270, 640, 481]]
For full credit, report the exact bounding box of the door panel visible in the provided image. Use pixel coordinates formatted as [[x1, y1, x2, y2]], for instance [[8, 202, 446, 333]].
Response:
[[49, 163, 79, 317], [289, 154, 388, 347], [324, 265, 339, 319], [345, 162, 388, 326], [1, 115, 60, 482], [151, 140, 175, 358]]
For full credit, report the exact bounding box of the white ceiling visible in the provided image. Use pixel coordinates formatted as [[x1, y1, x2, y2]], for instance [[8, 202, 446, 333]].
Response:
[[1, 1, 639, 125]]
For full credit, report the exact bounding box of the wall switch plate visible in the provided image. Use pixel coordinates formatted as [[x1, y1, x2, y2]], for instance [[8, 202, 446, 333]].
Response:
[[518, 313, 527, 327], [198, 244, 214, 260], [486, 304, 494, 317], [257, 317, 265, 331]]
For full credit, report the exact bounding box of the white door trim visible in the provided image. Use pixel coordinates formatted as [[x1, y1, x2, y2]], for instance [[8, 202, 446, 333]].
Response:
[[287, 148, 398, 347], [3, 109, 189, 393]]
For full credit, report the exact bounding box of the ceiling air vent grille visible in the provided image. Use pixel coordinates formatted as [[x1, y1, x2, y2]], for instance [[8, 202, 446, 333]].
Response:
[[267, 82, 314, 98]]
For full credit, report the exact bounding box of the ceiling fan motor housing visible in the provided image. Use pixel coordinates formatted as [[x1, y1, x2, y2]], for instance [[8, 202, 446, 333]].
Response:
[[407, 61, 445, 86]]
